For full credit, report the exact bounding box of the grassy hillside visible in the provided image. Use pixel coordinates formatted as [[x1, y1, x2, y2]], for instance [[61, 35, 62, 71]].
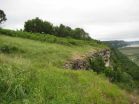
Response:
[[0, 31, 136, 104], [120, 47, 139, 66], [107, 48, 139, 91]]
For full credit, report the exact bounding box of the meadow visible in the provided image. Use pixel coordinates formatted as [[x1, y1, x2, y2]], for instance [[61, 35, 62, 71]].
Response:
[[0, 33, 133, 104]]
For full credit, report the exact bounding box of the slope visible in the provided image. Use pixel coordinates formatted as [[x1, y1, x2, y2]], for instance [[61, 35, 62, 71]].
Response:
[[0, 33, 134, 104], [120, 47, 139, 66]]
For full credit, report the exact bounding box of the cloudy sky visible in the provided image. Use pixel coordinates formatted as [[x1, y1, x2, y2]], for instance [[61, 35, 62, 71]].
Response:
[[0, 0, 139, 41]]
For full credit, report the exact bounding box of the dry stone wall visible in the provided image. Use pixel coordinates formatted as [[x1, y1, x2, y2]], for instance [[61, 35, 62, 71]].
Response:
[[64, 49, 110, 70]]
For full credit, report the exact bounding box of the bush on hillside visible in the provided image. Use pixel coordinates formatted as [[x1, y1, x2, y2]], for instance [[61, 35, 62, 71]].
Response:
[[0, 44, 24, 54], [89, 56, 106, 73]]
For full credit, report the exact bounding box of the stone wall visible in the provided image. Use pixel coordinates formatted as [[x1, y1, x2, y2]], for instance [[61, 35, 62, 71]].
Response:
[[64, 49, 110, 70]]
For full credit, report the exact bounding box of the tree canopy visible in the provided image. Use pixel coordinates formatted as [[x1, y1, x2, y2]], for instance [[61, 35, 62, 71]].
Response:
[[0, 10, 7, 24], [24, 17, 91, 39]]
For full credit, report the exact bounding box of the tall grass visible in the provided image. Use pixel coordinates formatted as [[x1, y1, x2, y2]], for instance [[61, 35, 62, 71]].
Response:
[[0, 33, 133, 104]]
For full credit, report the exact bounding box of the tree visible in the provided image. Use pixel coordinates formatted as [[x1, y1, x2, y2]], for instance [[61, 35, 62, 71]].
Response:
[[24, 17, 91, 40], [0, 10, 7, 24], [43, 21, 53, 34], [58, 24, 66, 37], [24, 17, 44, 33], [73, 28, 90, 39], [24, 17, 53, 34], [53, 24, 73, 37]]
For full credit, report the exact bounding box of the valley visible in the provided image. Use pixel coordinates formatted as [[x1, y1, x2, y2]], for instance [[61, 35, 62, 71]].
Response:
[[120, 44, 139, 66]]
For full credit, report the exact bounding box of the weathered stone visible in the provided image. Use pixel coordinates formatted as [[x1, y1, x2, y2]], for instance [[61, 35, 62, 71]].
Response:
[[64, 49, 111, 70]]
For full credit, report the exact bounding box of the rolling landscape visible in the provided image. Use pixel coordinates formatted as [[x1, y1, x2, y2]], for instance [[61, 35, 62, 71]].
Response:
[[120, 44, 139, 66], [1, 0, 139, 104], [0, 28, 139, 104]]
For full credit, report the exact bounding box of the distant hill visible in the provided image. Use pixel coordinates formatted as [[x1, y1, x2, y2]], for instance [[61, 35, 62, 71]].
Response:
[[103, 40, 129, 48], [104, 40, 139, 48], [128, 41, 139, 45]]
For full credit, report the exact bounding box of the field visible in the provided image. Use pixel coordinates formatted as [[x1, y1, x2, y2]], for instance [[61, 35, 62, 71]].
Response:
[[119, 46, 139, 66], [0, 33, 134, 104]]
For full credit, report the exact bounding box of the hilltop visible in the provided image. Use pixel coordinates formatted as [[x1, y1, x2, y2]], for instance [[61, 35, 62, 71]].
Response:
[[0, 29, 139, 104]]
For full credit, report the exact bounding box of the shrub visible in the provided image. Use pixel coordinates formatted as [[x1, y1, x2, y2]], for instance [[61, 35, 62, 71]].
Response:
[[89, 56, 106, 73], [0, 44, 23, 54]]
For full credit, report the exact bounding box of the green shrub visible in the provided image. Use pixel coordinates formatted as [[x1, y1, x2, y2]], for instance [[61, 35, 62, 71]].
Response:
[[89, 56, 106, 73], [0, 44, 23, 54]]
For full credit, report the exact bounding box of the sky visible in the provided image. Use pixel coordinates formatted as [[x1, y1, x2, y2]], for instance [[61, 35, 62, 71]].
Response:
[[0, 0, 139, 41]]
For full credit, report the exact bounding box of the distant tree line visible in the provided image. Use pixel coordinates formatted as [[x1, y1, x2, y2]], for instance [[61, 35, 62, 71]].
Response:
[[24, 17, 91, 39]]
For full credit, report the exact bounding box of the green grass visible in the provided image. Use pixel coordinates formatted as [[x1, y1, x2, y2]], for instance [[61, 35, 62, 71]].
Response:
[[120, 47, 139, 66], [0, 28, 106, 48], [0, 34, 133, 104]]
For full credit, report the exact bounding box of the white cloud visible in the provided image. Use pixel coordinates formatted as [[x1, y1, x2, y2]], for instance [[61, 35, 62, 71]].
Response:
[[0, 0, 139, 40]]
